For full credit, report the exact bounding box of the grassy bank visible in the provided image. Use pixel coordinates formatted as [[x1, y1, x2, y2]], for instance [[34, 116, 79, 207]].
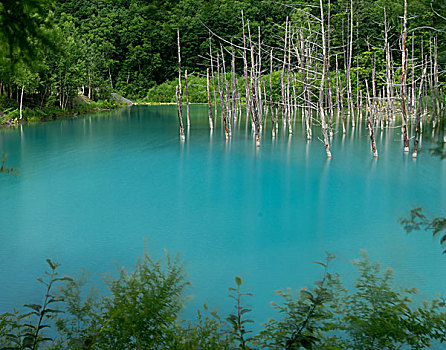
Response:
[[0, 96, 123, 127]]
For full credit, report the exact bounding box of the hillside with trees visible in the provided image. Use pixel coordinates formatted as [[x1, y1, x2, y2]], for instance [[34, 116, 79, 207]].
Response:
[[0, 0, 444, 126]]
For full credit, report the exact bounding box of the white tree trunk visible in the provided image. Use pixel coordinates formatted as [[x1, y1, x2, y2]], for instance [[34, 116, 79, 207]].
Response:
[[19, 85, 24, 120]]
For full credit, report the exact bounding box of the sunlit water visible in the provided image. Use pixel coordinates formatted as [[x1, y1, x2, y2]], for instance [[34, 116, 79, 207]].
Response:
[[1, 105, 445, 330]]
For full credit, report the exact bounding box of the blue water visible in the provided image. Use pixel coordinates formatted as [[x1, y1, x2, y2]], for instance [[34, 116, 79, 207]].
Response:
[[1, 105, 445, 328]]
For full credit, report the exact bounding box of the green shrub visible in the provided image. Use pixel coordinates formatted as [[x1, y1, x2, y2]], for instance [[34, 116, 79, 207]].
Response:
[[52, 251, 188, 349], [0, 96, 18, 111], [2, 251, 446, 349], [0, 260, 71, 349]]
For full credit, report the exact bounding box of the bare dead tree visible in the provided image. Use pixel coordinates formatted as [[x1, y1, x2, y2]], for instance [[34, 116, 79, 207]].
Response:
[[319, 0, 332, 158], [206, 68, 214, 129], [216, 53, 229, 139], [185, 69, 190, 126], [177, 29, 185, 140], [400, 0, 410, 152], [365, 80, 378, 157], [412, 65, 428, 158]]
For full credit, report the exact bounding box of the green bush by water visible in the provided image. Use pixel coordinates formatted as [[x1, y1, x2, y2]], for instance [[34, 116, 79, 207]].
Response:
[[0, 100, 121, 126], [1, 251, 446, 349]]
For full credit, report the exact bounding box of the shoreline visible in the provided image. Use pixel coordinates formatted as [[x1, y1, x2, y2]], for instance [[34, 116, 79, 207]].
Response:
[[0, 106, 120, 128]]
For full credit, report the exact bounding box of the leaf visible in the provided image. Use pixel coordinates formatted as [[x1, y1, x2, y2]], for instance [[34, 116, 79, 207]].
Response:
[[47, 297, 64, 304], [22, 335, 34, 348], [36, 277, 47, 286], [235, 276, 242, 287], [18, 311, 35, 319], [313, 261, 327, 268], [41, 308, 64, 316], [300, 290, 314, 301], [46, 259, 56, 270], [301, 335, 319, 349], [210, 310, 220, 320], [54, 276, 74, 282], [24, 304, 41, 312], [72, 338, 87, 347]]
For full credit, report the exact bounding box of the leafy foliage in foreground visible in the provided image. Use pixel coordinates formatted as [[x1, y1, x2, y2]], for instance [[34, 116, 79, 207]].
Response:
[[0, 259, 72, 350], [1, 251, 446, 349], [401, 207, 446, 253]]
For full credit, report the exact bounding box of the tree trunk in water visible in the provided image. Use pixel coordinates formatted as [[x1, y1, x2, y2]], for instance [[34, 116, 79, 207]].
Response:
[[19, 85, 24, 120], [281, 17, 289, 128], [176, 86, 185, 140], [241, 11, 251, 124], [326, 0, 333, 137], [185, 70, 190, 126], [209, 35, 218, 120], [319, 0, 332, 158], [411, 34, 416, 116], [347, 0, 355, 127], [231, 46, 237, 121], [206, 68, 213, 129], [270, 49, 275, 137], [412, 66, 427, 158], [257, 26, 263, 125], [248, 24, 261, 146], [216, 53, 229, 139], [303, 32, 312, 140], [221, 46, 232, 137], [286, 43, 292, 134], [235, 75, 241, 119], [336, 55, 346, 134], [400, 0, 409, 152], [433, 37, 441, 128], [365, 80, 378, 157], [384, 8, 392, 126], [428, 37, 435, 126], [177, 29, 185, 140]]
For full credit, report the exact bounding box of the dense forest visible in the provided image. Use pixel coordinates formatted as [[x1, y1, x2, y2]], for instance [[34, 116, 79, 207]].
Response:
[[0, 0, 445, 125]]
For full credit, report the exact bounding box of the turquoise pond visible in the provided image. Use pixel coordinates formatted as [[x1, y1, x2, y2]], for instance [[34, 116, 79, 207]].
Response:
[[1, 105, 446, 325]]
